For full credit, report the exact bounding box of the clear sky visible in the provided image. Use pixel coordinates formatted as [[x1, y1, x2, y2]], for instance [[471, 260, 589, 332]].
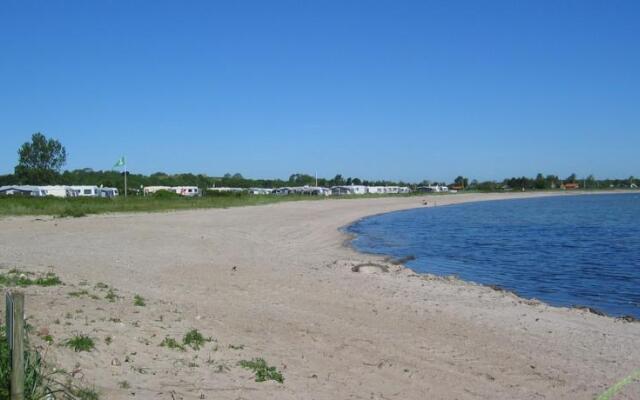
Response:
[[1, 1, 638, 182]]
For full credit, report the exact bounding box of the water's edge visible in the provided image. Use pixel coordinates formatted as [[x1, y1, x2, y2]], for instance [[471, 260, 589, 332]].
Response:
[[340, 194, 640, 322]]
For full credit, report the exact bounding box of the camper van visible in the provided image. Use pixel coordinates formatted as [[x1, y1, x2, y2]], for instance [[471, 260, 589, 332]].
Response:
[[173, 186, 200, 197], [70, 185, 99, 197]]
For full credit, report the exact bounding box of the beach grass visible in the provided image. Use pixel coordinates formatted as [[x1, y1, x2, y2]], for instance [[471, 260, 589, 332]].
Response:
[[0, 192, 422, 217]]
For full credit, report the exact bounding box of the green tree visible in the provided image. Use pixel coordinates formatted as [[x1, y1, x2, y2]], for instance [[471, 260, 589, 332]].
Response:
[[565, 173, 577, 184], [534, 173, 546, 189], [15, 132, 67, 184], [454, 176, 468, 189]]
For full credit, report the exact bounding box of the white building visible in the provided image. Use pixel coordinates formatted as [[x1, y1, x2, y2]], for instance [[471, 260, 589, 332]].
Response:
[[70, 185, 99, 197], [173, 186, 200, 197], [247, 188, 273, 195], [331, 185, 367, 195], [0, 185, 47, 197], [367, 186, 386, 194], [272, 187, 293, 196], [40, 185, 75, 198], [208, 187, 245, 194], [97, 187, 119, 198], [417, 185, 448, 193], [143, 186, 174, 196]]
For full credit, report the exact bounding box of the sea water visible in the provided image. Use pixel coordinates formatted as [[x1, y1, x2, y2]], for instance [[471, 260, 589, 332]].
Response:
[[347, 194, 640, 318]]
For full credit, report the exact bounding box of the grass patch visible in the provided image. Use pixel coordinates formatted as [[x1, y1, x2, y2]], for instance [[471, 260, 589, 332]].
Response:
[[0, 270, 62, 287], [238, 358, 284, 383], [0, 191, 423, 217], [182, 329, 211, 350], [118, 380, 130, 389], [72, 387, 99, 400], [57, 208, 87, 218], [68, 289, 90, 297], [65, 335, 95, 352], [0, 325, 98, 399], [159, 337, 185, 352], [105, 288, 118, 302], [95, 282, 109, 290], [133, 295, 146, 306]]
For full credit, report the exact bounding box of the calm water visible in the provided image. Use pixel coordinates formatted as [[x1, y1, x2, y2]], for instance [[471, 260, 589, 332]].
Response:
[[347, 194, 640, 318]]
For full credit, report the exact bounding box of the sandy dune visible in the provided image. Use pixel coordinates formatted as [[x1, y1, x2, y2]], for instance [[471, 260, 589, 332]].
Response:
[[1, 192, 638, 399]]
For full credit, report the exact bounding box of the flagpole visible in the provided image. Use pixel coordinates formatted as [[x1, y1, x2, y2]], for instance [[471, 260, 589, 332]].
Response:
[[124, 158, 128, 198]]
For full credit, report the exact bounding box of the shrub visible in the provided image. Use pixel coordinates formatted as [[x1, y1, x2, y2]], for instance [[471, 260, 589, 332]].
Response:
[[133, 295, 145, 306], [182, 329, 211, 350], [65, 335, 95, 352], [238, 358, 284, 383], [159, 337, 185, 351]]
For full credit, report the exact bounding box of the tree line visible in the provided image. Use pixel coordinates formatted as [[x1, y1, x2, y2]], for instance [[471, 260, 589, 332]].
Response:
[[1, 133, 636, 192]]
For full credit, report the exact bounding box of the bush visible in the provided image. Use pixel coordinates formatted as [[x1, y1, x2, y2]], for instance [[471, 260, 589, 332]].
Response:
[[238, 358, 284, 383], [65, 335, 95, 352], [151, 190, 180, 199]]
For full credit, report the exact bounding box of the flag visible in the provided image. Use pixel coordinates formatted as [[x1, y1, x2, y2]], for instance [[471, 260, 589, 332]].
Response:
[[113, 156, 125, 168]]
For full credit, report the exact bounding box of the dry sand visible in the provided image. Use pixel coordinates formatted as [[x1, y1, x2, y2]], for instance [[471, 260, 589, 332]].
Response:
[[0, 192, 638, 399]]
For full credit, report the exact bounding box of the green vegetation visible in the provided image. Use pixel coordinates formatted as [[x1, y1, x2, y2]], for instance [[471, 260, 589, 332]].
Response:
[[1, 325, 98, 399], [68, 289, 90, 297], [57, 207, 87, 218], [182, 329, 211, 350], [133, 295, 146, 307], [14, 132, 67, 185], [72, 387, 100, 400], [159, 337, 186, 351], [105, 288, 118, 302], [0, 270, 62, 287], [0, 192, 332, 217], [160, 329, 212, 351], [238, 358, 284, 383], [65, 335, 95, 352]]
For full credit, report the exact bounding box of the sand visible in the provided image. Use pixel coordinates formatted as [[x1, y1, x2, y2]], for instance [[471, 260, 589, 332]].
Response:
[[0, 192, 638, 399]]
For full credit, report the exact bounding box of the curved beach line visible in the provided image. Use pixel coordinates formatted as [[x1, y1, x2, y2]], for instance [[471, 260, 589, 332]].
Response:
[[341, 191, 640, 321]]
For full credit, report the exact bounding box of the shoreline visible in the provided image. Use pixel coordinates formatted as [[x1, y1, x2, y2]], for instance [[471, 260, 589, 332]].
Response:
[[340, 192, 640, 322], [1, 191, 639, 399]]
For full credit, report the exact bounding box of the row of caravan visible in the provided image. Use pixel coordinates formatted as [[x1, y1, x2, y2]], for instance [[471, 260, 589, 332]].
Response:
[[143, 186, 201, 197], [0, 185, 119, 198], [209, 185, 412, 196]]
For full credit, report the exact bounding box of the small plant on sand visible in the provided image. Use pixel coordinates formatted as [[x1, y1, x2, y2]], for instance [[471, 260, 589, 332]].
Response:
[[72, 386, 99, 400], [95, 282, 109, 290], [43, 334, 54, 344], [160, 337, 185, 352], [118, 380, 130, 389], [182, 329, 211, 350], [0, 270, 62, 287], [68, 289, 89, 297], [105, 289, 118, 302], [105, 336, 112, 345], [133, 295, 146, 306], [238, 358, 284, 383], [0, 325, 97, 399], [65, 335, 95, 352]]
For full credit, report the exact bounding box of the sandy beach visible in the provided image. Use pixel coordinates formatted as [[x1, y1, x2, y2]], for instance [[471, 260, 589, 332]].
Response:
[[1, 192, 638, 399]]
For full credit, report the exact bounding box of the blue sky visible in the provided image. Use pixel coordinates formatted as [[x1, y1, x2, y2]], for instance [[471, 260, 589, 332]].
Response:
[[1, 1, 638, 182]]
